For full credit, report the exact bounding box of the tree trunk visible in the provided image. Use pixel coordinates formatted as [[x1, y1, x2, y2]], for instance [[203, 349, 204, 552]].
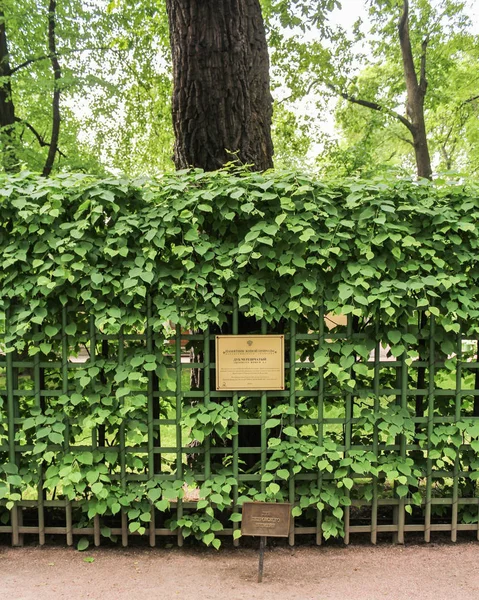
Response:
[[42, 0, 61, 177], [167, 0, 274, 472], [0, 8, 18, 172], [166, 0, 274, 171], [398, 0, 432, 180]]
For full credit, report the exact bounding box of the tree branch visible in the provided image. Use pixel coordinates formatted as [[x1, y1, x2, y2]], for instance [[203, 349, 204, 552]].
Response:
[[42, 0, 62, 177], [464, 94, 479, 105], [15, 117, 66, 158], [10, 46, 111, 75], [396, 134, 414, 147], [440, 144, 452, 171], [16, 118, 48, 147], [398, 0, 420, 101], [326, 82, 415, 134], [419, 36, 429, 93]]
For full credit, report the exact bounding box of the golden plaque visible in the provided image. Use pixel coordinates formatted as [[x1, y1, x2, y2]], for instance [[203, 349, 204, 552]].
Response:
[[215, 335, 284, 391]]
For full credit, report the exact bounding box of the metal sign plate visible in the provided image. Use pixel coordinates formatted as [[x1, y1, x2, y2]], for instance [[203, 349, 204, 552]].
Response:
[[241, 502, 291, 538], [215, 335, 284, 391]]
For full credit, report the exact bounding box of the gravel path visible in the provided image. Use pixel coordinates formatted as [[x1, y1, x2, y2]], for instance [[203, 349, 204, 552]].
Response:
[[1, 542, 478, 600]]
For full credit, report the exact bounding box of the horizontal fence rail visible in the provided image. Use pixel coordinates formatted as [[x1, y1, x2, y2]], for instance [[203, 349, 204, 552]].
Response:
[[1, 303, 479, 548]]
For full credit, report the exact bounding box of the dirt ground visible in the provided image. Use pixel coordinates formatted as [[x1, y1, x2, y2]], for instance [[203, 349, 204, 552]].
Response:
[[1, 542, 478, 600]]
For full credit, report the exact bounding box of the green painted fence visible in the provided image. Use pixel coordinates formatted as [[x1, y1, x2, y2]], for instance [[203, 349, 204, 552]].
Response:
[[2, 170, 479, 549], [2, 302, 479, 548]]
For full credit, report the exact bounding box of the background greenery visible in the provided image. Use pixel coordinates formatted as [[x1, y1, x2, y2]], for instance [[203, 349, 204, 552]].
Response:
[[1, 0, 478, 177]]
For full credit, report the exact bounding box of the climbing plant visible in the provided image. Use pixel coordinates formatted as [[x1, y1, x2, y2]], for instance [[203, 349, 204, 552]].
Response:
[[1, 168, 479, 549]]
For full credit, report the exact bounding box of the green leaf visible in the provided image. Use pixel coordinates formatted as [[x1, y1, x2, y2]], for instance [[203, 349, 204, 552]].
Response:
[[264, 418, 281, 429], [65, 323, 77, 336], [40, 343, 52, 355], [44, 325, 58, 337], [267, 483, 280, 495], [387, 330, 401, 345], [77, 538, 89, 552], [147, 488, 162, 502], [210, 538, 220, 550], [155, 499, 169, 512], [203, 532, 214, 546]]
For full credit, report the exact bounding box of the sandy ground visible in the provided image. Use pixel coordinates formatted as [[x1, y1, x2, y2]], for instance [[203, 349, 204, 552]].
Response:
[[1, 542, 478, 600]]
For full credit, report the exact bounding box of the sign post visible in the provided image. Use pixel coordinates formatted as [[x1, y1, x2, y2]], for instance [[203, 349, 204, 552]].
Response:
[[216, 335, 289, 582], [241, 502, 291, 583]]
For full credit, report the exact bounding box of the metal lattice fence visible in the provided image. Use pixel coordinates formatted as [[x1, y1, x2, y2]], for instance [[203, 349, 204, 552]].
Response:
[[1, 302, 479, 547]]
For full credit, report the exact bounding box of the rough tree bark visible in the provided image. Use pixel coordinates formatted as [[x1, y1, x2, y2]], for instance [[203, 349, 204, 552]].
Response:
[[166, 0, 274, 171], [0, 7, 18, 172]]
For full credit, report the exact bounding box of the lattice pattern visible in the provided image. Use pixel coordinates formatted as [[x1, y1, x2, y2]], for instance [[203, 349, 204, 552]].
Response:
[[1, 303, 479, 547]]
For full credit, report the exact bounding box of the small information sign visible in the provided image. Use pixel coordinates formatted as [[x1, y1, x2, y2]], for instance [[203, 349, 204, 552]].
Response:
[[241, 502, 291, 583], [215, 335, 284, 391], [241, 502, 291, 538]]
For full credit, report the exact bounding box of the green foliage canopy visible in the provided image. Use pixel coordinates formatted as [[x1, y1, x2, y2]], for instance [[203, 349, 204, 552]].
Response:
[[1, 168, 479, 338]]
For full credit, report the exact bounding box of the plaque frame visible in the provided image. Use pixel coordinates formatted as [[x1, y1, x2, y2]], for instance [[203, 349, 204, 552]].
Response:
[[215, 334, 284, 391]]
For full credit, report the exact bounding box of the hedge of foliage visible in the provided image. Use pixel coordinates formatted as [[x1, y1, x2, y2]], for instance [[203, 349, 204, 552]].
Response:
[[1, 168, 479, 548]]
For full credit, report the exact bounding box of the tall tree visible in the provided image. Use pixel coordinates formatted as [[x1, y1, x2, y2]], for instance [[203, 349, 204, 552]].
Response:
[[398, 0, 432, 179], [323, 34, 479, 178], [0, 5, 19, 172], [320, 0, 476, 178], [166, 0, 274, 171]]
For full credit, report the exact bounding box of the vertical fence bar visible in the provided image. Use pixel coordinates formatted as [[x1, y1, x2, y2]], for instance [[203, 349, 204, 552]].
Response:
[[146, 298, 156, 547], [424, 315, 435, 542], [232, 303, 240, 546], [5, 309, 20, 546], [288, 319, 296, 547], [90, 315, 97, 456], [371, 326, 380, 545], [392, 349, 401, 544], [204, 327, 211, 482], [260, 319, 267, 497], [62, 307, 73, 546], [397, 333, 408, 544], [33, 325, 45, 545], [451, 332, 462, 542], [343, 316, 353, 545], [89, 344, 100, 549], [316, 305, 325, 546], [175, 324, 184, 547], [88, 316, 101, 546], [118, 327, 128, 547]]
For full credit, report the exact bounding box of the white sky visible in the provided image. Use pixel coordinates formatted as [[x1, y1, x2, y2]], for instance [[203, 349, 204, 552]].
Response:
[[328, 0, 479, 32]]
